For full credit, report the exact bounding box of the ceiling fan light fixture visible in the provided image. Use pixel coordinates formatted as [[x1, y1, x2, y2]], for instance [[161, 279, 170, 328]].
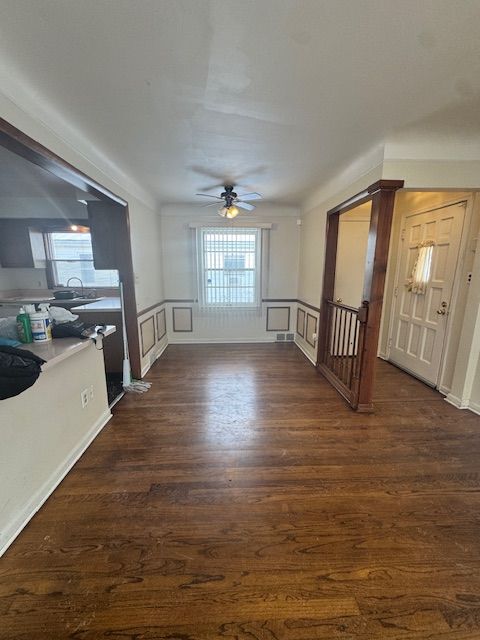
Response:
[[218, 205, 239, 219], [225, 205, 239, 219]]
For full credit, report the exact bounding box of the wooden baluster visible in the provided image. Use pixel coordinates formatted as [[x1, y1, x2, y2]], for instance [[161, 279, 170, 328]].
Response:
[[324, 304, 331, 367], [330, 306, 337, 373], [344, 310, 353, 387], [334, 306, 342, 378], [340, 308, 347, 384], [350, 315, 359, 388]]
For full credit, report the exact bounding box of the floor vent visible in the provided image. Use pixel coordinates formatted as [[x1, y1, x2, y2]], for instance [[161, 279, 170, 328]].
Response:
[[276, 333, 286, 341], [286, 333, 294, 341]]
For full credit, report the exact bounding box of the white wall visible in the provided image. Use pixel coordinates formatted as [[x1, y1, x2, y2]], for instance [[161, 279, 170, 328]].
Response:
[[160, 204, 299, 343], [0, 342, 111, 555], [0, 267, 47, 292], [334, 205, 371, 308], [129, 198, 164, 314]]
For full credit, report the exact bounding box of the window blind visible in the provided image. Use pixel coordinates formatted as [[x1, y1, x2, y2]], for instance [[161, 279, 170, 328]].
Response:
[[197, 227, 261, 308]]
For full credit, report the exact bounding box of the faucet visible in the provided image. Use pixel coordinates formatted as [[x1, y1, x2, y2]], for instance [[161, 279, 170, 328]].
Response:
[[66, 277, 84, 298]]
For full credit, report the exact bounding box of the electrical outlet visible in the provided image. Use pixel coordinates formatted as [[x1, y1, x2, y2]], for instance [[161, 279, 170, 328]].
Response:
[[81, 389, 89, 408], [90, 385, 94, 400]]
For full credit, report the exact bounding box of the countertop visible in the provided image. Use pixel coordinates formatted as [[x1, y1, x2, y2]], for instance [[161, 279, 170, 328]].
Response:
[[23, 325, 116, 371], [71, 297, 121, 312], [0, 296, 56, 304]]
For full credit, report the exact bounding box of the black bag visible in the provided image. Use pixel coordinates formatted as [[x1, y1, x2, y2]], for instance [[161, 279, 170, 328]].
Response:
[[51, 320, 96, 339], [0, 346, 46, 400]]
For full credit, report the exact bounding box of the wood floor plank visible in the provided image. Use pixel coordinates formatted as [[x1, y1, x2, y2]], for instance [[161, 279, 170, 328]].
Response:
[[2, 344, 480, 639]]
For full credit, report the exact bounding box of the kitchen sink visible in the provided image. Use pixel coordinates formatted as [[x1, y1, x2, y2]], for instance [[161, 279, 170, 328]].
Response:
[[50, 297, 105, 306]]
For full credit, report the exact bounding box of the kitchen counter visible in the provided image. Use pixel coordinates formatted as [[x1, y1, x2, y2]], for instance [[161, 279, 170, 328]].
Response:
[[24, 325, 116, 371], [71, 297, 121, 312], [0, 296, 56, 304]]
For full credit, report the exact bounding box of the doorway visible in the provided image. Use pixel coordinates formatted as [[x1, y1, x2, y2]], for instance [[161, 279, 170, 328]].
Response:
[[317, 179, 404, 412], [387, 200, 466, 387], [0, 117, 142, 379]]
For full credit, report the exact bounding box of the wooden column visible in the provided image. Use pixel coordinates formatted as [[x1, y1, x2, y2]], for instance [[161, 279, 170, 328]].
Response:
[[88, 201, 141, 380], [356, 180, 404, 412], [316, 212, 339, 366]]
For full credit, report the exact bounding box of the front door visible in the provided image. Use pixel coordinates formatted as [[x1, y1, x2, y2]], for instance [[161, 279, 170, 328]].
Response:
[[388, 201, 465, 386]]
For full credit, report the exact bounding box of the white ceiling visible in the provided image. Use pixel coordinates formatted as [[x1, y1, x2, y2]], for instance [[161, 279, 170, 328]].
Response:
[[0, 0, 479, 206]]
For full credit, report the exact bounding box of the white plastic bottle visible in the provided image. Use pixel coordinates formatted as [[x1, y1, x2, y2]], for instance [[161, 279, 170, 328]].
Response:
[[30, 308, 52, 342]]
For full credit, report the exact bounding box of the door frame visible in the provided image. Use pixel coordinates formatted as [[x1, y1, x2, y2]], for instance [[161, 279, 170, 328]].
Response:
[[385, 195, 473, 392], [317, 178, 404, 412]]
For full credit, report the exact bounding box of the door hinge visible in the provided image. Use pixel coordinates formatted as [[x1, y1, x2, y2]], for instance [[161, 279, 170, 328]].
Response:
[[401, 229, 406, 241], [388, 337, 393, 349], [394, 286, 399, 297]]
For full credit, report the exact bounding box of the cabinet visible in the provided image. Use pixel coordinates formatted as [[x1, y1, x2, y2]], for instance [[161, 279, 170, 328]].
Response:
[[0, 220, 46, 268], [88, 202, 123, 270]]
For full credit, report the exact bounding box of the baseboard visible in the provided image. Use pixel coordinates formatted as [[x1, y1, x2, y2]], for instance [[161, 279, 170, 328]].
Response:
[[467, 400, 480, 416], [437, 384, 451, 397], [0, 409, 112, 557], [141, 340, 169, 377], [445, 393, 480, 416], [294, 339, 316, 366], [167, 337, 277, 344], [445, 393, 470, 410], [378, 351, 388, 361]]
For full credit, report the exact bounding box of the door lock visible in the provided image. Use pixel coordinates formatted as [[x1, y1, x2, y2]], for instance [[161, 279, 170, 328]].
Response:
[[436, 301, 448, 315]]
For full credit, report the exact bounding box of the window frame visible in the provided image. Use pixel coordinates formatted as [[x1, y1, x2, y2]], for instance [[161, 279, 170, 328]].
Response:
[[44, 228, 119, 289], [196, 226, 262, 309]]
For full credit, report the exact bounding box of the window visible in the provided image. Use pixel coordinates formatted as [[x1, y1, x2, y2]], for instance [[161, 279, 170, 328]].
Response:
[[407, 240, 435, 295], [46, 231, 119, 288], [197, 227, 261, 307]]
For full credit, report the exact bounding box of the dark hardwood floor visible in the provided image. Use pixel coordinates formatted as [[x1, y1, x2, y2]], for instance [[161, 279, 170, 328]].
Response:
[[2, 344, 480, 639]]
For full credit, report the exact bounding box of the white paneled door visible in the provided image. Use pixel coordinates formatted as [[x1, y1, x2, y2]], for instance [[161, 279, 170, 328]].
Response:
[[388, 202, 465, 386]]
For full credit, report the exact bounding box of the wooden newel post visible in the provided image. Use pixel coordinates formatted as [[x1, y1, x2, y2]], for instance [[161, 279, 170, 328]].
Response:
[[356, 180, 404, 412]]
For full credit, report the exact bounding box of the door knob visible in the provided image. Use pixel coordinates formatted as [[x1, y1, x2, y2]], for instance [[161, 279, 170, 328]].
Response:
[[436, 308, 446, 315]]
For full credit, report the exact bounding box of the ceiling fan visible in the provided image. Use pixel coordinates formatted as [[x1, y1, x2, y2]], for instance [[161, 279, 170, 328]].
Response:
[[195, 185, 262, 219]]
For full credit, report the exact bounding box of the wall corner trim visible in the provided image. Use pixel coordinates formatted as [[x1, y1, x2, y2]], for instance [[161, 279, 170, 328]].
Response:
[[444, 393, 470, 410]]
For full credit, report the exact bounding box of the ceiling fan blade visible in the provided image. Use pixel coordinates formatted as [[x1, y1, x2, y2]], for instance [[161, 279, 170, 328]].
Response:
[[236, 201, 255, 211], [196, 193, 223, 200], [237, 192, 262, 201]]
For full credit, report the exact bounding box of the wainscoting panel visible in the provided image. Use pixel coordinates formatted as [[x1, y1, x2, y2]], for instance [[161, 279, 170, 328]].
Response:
[[156, 308, 166, 341], [296, 308, 306, 338], [172, 307, 193, 332], [140, 315, 156, 357], [306, 313, 317, 348], [266, 306, 290, 332]]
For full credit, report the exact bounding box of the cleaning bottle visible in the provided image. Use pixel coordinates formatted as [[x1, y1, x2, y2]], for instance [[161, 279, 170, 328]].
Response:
[[16, 307, 33, 343], [30, 306, 52, 343]]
